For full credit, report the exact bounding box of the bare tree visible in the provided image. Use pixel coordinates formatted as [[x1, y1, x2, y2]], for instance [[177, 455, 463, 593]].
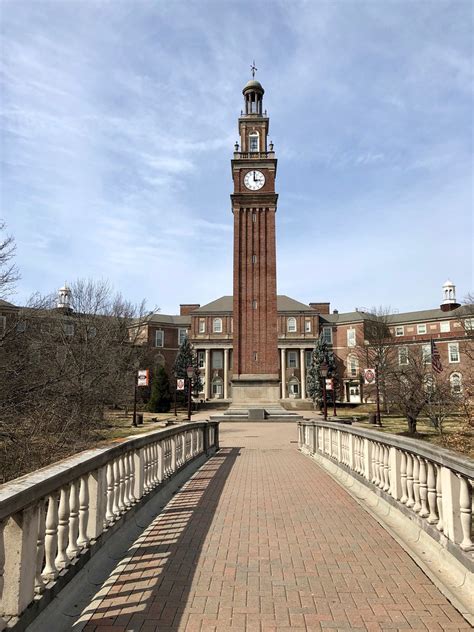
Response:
[[357, 306, 397, 420], [0, 280, 152, 482], [0, 221, 20, 298]]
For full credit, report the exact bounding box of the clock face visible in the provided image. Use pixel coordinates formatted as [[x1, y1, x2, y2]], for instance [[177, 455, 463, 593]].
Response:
[[244, 170, 265, 191]]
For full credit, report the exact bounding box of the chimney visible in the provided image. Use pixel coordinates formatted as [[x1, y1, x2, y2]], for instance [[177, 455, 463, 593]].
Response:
[[309, 302, 330, 314], [180, 304, 200, 316]]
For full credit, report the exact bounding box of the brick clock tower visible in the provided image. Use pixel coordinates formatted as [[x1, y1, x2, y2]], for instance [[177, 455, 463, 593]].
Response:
[[230, 77, 281, 408]]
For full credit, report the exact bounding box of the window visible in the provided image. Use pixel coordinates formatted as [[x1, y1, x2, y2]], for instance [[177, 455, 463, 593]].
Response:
[[63, 323, 74, 336], [450, 372, 462, 395], [398, 347, 409, 365], [440, 321, 450, 333], [287, 351, 298, 368], [348, 355, 358, 377], [87, 326, 97, 338], [212, 377, 223, 397], [448, 343, 460, 363], [252, 213, 257, 223], [155, 329, 164, 347], [464, 318, 474, 331], [156, 353, 165, 366], [16, 321, 26, 333], [252, 254, 257, 264], [179, 328, 188, 345], [198, 351, 205, 368], [288, 377, 300, 396], [347, 328, 356, 347], [395, 326, 404, 337], [305, 350, 312, 367], [287, 317, 297, 333], [252, 300, 257, 310], [199, 319, 206, 333], [0, 316, 6, 332], [253, 351, 258, 362], [249, 132, 259, 152], [322, 327, 332, 344], [422, 344, 431, 364], [213, 318, 222, 333], [305, 319, 311, 333], [417, 323, 427, 335], [423, 374, 435, 393], [212, 350, 223, 369]]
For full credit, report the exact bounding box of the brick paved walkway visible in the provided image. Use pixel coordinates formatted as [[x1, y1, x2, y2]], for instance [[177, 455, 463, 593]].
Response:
[[80, 423, 469, 631]]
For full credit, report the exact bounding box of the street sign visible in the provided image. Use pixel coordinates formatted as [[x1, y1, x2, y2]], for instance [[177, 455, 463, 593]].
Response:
[[364, 368, 376, 385], [176, 378, 185, 391], [137, 369, 149, 387]]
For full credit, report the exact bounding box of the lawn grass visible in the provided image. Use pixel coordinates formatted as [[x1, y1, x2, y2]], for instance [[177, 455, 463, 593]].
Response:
[[334, 406, 473, 459], [96, 408, 190, 443]]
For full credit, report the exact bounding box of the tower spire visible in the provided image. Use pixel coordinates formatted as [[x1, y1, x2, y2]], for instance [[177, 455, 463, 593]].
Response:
[[250, 60, 257, 78]]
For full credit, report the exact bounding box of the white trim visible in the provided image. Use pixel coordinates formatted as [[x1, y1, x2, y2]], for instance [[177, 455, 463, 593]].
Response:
[[417, 323, 427, 335], [154, 329, 164, 347], [448, 342, 460, 363], [395, 325, 404, 337], [287, 317, 297, 333], [213, 317, 223, 333]]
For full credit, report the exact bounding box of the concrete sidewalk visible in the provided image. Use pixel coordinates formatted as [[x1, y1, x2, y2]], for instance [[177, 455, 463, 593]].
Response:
[[78, 423, 469, 631]]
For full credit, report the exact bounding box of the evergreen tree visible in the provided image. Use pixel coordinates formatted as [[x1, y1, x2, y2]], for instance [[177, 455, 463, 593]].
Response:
[[306, 333, 337, 409], [173, 336, 202, 398], [148, 366, 171, 412]]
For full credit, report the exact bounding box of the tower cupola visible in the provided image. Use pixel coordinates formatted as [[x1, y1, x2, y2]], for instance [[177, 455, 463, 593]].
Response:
[[440, 279, 460, 311], [242, 79, 264, 115], [57, 284, 72, 310]]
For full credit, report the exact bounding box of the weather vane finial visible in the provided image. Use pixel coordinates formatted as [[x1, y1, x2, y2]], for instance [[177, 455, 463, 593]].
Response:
[[250, 60, 257, 78]]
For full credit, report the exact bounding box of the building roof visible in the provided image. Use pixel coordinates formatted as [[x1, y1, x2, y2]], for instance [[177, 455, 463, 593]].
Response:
[[146, 314, 191, 325], [195, 295, 314, 314], [0, 298, 16, 308], [243, 79, 264, 93], [321, 304, 473, 325]]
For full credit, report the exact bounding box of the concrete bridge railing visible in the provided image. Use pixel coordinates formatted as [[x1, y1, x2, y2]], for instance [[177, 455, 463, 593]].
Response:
[[298, 420, 473, 560], [0, 421, 219, 630]]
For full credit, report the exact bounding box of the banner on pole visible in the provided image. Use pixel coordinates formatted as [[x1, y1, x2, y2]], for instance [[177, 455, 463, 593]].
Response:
[[325, 379, 333, 390], [176, 378, 185, 391], [364, 368, 376, 385], [137, 369, 149, 387]]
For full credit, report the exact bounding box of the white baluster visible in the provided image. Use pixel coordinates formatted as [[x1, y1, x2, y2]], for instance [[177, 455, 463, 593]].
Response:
[[42, 493, 59, 581], [113, 459, 121, 515], [67, 480, 80, 558], [55, 484, 70, 569], [406, 453, 414, 508], [372, 444, 378, 485], [413, 456, 421, 513], [34, 501, 46, 594], [400, 451, 408, 504], [118, 455, 126, 513], [123, 453, 131, 507], [106, 461, 115, 524], [426, 461, 438, 524], [128, 452, 136, 503], [436, 464, 444, 532], [419, 458, 429, 518], [77, 476, 90, 548], [383, 446, 390, 491], [458, 476, 474, 551]]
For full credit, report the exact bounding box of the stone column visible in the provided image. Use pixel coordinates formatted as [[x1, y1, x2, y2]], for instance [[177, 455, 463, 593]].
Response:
[[224, 348, 229, 400], [205, 349, 210, 400], [300, 348, 306, 400], [280, 348, 286, 398]]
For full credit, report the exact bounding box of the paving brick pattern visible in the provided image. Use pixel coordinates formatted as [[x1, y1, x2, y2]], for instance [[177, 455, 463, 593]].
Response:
[[81, 423, 469, 631]]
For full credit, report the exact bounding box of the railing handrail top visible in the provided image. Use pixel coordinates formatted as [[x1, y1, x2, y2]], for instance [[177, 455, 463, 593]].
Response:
[[0, 421, 217, 520], [299, 419, 474, 477]]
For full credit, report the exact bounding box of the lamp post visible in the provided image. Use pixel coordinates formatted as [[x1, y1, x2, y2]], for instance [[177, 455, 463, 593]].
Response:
[[186, 366, 194, 421], [320, 362, 328, 421]]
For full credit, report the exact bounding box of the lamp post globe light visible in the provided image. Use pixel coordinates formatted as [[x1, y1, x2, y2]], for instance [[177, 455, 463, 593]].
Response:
[[186, 366, 194, 421]]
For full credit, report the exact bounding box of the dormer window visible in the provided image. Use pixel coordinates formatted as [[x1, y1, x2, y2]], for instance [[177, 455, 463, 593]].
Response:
[[249, 132, 259, 152]]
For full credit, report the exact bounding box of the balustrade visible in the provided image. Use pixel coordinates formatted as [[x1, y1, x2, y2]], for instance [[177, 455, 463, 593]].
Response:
[[0, 421, 218, 623], [298, 420, 474, 563]]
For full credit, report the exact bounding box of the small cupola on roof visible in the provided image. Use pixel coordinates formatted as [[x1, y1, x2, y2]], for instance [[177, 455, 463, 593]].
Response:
[[440, 279, 460, 312], [57, 284, 72, 310], [242, 79, 264, 115]]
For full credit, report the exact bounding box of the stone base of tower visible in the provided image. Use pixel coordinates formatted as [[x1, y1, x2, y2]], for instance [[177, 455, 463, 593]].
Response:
[[210, 374, 304, 422]]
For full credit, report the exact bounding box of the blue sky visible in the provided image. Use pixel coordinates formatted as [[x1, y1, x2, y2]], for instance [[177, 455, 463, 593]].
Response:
[[1, 0, 472, 315]]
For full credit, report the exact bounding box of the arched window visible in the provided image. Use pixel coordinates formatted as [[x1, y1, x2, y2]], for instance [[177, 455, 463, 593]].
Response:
[[287, 317, 297, 333], [347, 355, 358, 377], [249, 131, 259, 152], [213, 318, 222, 333], [288, 376, 300, 397], [156, 353, 165, 367], [450, 372, 462, 395]]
